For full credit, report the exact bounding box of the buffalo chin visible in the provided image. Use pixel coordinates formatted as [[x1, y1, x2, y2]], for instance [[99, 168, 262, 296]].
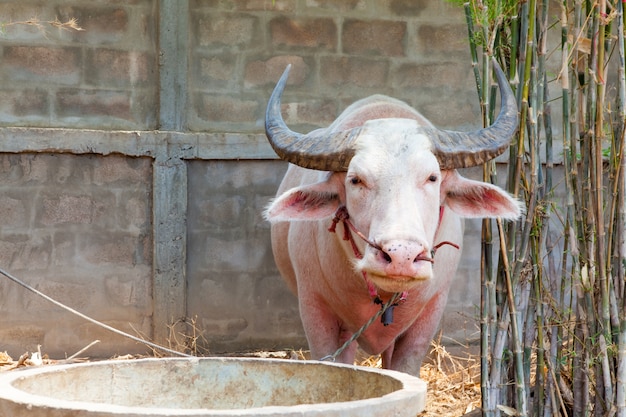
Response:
[[367, 272, 431, 293]]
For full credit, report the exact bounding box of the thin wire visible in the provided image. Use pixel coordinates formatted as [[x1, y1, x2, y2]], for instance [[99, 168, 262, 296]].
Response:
[[0, 266, 192, 358], [320, 292, 402, 362]]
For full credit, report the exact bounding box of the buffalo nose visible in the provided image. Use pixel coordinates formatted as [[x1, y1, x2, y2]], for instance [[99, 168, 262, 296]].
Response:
[[378, 240, 428, 265]]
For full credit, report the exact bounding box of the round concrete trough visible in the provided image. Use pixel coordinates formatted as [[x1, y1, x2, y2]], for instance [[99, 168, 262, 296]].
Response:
[[0, 357, 426, 416]]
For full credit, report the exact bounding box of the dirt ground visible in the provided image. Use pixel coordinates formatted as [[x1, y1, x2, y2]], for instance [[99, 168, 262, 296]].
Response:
[[0, 341, 480, 417]]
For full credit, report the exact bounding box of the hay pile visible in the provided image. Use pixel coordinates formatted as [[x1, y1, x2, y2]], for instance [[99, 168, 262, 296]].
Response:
[[0, 350, 47, 370], [356, 341, 480, 417], [418, 343, 481, 416], [0, 349, 92, 371]]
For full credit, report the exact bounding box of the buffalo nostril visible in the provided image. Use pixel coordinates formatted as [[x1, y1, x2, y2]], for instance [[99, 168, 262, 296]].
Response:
[[381, 251, 392, 263]]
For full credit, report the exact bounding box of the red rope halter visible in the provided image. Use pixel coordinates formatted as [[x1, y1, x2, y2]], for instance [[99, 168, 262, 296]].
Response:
[[328, 205, 460, 325]]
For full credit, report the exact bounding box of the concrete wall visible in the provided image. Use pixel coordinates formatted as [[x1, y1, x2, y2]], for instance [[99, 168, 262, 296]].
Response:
[[0, 0, 491, 358]]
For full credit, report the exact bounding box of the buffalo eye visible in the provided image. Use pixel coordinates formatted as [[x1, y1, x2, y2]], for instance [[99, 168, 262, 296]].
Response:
[[350, 176, 362, 185], [428, 174, 438, 183]]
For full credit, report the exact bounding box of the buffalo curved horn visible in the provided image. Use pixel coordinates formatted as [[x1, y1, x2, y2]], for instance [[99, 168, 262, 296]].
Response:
[[429, 58, 518, 170], [265, 59, 518, 172], [265, 65, 362, 172]]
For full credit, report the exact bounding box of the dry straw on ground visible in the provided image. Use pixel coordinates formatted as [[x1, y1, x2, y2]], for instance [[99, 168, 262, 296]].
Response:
[[418, 343, 481, 416], [355, 341, 480, 417]]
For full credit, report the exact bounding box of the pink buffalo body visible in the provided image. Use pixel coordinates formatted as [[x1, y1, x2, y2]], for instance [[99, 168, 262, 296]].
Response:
[[264, 64, 521, 377]]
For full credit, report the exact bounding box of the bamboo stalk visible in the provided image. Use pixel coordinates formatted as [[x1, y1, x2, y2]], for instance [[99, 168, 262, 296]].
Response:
[[508, 0, 539, 413], [617, 1, 626, 415], [571, 3, 593, 416], [465, 5, 497, 415], [595, 0, 611, 348], [465, 2, 483, 99], [619, 322, 626, 417], [618, 0, 626, 297], [531, 8, 551, 409], [559, 6, 578, 416]]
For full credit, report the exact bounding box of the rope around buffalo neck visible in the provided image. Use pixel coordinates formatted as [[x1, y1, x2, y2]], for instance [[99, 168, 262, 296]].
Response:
[[328, 205, 459, 308], [322, 205, 460, 362], [328, 206, 408, 308], [320, 291, 403, 363]]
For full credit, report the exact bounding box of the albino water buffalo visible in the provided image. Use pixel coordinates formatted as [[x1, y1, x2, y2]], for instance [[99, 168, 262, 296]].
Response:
[[264, 60, 522, 377]]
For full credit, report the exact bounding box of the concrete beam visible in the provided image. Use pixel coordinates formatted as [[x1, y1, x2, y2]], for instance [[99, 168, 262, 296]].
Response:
[[0, 127, 276, 160], [159, 0, 189, 131]]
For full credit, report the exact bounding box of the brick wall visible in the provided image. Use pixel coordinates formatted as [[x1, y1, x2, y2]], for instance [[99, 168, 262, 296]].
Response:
[[0, 0, 489, 358], [0, 0, 475, 132], [188, 0, 477, 133], [0, 153, 153, 357], [186, 160, 304, 352], [0, 1, 157, 130]]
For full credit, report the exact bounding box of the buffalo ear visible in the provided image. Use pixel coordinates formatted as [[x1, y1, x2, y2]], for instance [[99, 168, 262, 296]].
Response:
[[264, 183, 341, 221], [441, 171, 522, 220]]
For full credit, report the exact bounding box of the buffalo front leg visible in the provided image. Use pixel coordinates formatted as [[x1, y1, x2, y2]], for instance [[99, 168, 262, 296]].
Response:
[[386, 292, 450, 377], [298, 295, 358, 364]]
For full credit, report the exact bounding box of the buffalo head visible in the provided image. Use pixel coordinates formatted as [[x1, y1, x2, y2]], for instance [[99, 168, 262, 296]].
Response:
[[264, 61, 521, 292]]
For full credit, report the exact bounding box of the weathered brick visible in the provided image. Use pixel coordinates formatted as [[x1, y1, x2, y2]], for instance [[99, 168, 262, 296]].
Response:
[[394, 62, 471, 89], [200, 317, 249, 342], [416, 24, 468, 54], [0, 237, 51, 271], [2, 46, 81, 84], [0, 89, 49, 120], [8, 238, 52, 270], [40, 323, 109, 357], [122, 193, 150, 231], [189, 0, 222, 10], [188, 161, 277, 196], [49, 232, 77, 267], [232, 0, 295, 12], [86, 49, 154, 87], [270, 16, 337, 50], [320, 56, 389, 88], [0, 4, 50, 41], [244, 55, 309, 87], [56, 5, 128, 43], [124, 196, 148, 221], [68, 319, 152, 357], [202, 236, 270, 272], [283, 99, 337, 127], [56, 89, 132, 120], [194, 194, 246, 229], [383, 0, 431, 16], [416, 92, 478, 129], [0, 154, 49, 184], [82, 235, 141, 266], [59, 1, 155, 47], [198, 54, 238, 85], [41, 195, 103, 225], [342, 19, 406, 57], [0, 326, 46, 352], [196, 14, 260, 49], [194, 93, 259, 123], [92, 155, 152, 185], [0, 197, 27, 228], [12, 89, 49, 116], [303, 0, 367, 12], [104, 275, 147, 307], [25, 280, 94, 311]]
